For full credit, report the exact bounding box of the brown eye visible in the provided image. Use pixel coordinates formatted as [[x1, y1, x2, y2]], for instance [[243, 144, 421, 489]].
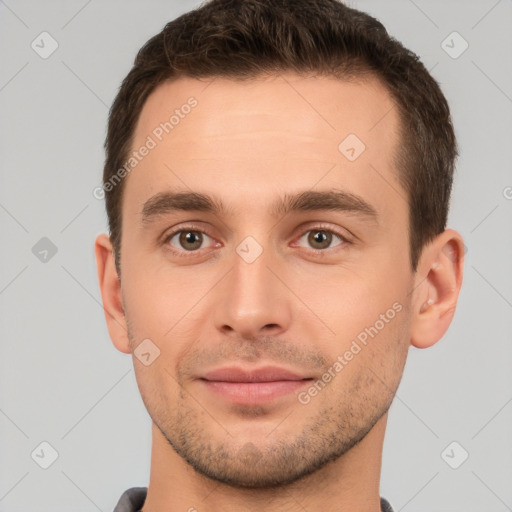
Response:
[[167, 230, 212, 252], [297, 228, 345, 251], [308, 230, 332, 249]]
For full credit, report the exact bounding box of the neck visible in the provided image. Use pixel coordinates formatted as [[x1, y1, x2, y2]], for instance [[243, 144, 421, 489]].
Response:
[[141, 413, 387, 512]]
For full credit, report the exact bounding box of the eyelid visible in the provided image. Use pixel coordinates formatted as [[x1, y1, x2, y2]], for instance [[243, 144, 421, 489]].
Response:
[[163, 222, 211, 239], [162, 222, 353, 257], [162, 223, 220, 255], [293, 222, 353, 243]]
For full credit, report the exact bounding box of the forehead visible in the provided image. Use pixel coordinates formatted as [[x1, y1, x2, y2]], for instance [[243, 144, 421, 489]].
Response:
[[123, 72, 404, 224], [136, 73, 398, 146]]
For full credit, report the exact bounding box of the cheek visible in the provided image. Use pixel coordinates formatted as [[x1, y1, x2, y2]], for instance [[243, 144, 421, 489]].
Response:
[[300, 267, 412, 385], [122, 266, 214, 380], [122, 250, 205, 334], [307, 267, 407, 334], [132, 357, 180, 422]]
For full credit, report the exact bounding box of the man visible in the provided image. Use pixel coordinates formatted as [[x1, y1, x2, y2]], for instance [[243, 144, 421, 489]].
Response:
[[95, 0, 464, 510]]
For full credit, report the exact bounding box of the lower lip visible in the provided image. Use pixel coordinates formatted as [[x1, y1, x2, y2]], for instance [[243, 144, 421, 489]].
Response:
[[200, 379, 312, 404]]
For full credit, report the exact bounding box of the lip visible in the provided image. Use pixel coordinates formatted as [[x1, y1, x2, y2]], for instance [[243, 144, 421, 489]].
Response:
[[200, 366, 309, 383], [198, 366, 314, 405]]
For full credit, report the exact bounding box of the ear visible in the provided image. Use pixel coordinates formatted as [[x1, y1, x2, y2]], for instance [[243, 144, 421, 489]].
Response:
[[94, 233, 131, 354], [410, 229, 465, 349]]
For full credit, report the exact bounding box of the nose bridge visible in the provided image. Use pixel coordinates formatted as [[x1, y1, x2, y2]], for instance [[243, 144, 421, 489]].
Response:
[[214, 235, 291, 338]]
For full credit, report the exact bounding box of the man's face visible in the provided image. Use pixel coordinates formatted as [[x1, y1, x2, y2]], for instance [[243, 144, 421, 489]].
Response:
[[118, 73, 414, 487]]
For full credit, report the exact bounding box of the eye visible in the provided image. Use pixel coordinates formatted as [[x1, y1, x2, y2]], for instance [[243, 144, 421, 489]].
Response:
[[295, 228, 347, 251], [164, 228, 216, 254]]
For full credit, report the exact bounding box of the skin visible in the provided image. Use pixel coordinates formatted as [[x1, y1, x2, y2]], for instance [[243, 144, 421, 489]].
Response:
[[95, 73, 464, 512]]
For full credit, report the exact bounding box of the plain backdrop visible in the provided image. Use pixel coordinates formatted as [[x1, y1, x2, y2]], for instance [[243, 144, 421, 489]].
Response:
[[1, 1, 511, 511]]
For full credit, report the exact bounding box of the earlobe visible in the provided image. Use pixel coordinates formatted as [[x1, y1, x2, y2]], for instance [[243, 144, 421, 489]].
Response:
[[94, 233, 131, 354], [410, 229, 465, 349]]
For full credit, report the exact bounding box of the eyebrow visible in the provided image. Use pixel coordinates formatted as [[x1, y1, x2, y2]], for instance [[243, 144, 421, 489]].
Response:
[[140, 189, 379, 225]]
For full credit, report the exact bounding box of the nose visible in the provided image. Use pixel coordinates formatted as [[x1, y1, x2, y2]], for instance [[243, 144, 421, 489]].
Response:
[[213, 243, 293, 340]]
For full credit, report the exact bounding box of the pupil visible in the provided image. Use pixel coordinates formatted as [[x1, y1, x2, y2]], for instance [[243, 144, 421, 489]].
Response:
[[181, 231, 201, 250], [311, 230, 330, 248]]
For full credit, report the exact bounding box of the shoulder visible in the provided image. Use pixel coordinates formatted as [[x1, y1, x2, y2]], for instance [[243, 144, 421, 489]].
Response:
[[112, 487, 147, 512], [380, 496, 395, 512]]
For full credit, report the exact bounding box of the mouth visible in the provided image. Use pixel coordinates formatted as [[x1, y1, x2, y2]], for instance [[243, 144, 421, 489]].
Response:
[[197, 366, 315, 405]]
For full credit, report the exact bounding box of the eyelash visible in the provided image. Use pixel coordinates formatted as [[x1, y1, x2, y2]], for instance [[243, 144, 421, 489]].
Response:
[[162, 223, 351, 258], [162, 224, 220, 259]]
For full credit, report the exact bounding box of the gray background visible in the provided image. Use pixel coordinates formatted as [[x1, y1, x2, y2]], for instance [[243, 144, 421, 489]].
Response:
[[1, 0, 511, 510]]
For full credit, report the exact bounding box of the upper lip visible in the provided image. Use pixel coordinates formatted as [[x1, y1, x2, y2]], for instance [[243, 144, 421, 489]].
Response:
[[200, 366, 312, 383]]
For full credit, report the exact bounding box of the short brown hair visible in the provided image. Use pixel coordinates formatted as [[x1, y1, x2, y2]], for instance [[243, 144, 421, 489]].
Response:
[[103, 0, 457, 275]]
